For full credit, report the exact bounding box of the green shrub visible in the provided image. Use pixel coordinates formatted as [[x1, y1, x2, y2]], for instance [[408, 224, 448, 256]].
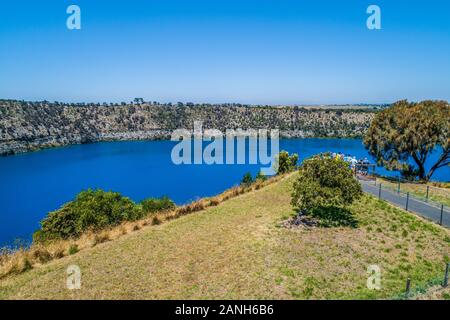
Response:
[[141, 196, 176, 214], [291, 154, 362, 226], [255, 170, 267, 181], [35, 189, 144, 241], [309, 206, 358, 228], [240, 172, 254, 186], [68, 244, 79, 255], [276, 151, 299, 174]]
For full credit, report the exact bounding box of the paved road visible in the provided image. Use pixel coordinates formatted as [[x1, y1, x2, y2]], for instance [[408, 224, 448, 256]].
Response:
[[360, 180, 450, 228]]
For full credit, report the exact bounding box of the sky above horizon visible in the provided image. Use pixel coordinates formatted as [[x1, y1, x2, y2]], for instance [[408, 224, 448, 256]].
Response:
[[0, 0, 449, 105]]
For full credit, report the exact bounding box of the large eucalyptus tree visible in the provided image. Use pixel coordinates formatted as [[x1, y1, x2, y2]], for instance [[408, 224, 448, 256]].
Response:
[[364, 100, 449, 181]]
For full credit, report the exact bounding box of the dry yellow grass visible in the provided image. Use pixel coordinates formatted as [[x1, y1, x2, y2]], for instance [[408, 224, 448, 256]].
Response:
[[0, 174, 449, 299]]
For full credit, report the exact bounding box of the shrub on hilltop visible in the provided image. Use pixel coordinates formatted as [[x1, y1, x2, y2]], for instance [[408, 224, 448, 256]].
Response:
[[255, 170, 267, 181], [291, 154, 362, 227], [240, 172, 254, 187], [34, 189, 144, 241], [276, 151, 299, 174], [141, 196, 176, 214]]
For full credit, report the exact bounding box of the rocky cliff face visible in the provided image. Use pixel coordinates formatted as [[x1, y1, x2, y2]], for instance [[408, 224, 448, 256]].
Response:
[[0, 100, 375, 155]]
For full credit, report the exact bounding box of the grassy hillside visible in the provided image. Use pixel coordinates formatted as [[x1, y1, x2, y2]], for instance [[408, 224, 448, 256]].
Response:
[[0, 174, 449, 299]]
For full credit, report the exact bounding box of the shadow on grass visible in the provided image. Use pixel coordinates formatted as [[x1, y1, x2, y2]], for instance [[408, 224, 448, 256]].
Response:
[[309, 206, 358, 228]]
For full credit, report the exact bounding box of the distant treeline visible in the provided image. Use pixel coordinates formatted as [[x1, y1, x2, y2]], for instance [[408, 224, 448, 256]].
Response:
[[0, 98, 388, 109]]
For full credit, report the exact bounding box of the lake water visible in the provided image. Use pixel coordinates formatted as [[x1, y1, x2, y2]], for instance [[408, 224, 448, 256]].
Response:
[[0, 138, 448, 247]]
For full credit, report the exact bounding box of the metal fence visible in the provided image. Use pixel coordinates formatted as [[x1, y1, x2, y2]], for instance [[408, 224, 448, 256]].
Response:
[[359, 178, 450, 228], [373, 176, 450, 205], [392, 262, 449, 300]]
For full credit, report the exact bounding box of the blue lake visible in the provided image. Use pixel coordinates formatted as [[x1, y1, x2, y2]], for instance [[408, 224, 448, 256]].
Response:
[[0, 138, 448, 247]]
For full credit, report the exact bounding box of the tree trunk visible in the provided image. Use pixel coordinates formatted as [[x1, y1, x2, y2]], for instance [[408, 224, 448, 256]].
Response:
[[412, 153, 426, 181], [418, 165, 426, 181]]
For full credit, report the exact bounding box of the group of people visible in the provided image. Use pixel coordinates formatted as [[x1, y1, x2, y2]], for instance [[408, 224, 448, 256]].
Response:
[[332, 152, 357, 167], [331, 152, 371, 173]]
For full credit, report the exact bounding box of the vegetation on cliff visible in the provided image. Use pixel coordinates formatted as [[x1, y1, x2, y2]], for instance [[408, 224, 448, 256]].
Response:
[[33, 190, 145, 241], [33, 191, 178, 242], [0, 99, 376, 155]]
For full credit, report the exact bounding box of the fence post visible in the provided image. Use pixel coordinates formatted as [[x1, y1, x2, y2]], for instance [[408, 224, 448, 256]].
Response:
[[406, 193, 410, 211], [405, 278, 411, 297], [378, 183, 382, 199], [444, 263, 449, 287], [397, 177, 401, 194], [440, 204, 444, 226], [426, 186, 429, 202]]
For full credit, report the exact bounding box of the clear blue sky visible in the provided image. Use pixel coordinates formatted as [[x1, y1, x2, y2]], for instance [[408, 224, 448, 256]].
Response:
[[1, 0, 449, 104]]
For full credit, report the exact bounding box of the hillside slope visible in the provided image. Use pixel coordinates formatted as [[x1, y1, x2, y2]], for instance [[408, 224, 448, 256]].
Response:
[[0, 175, 448, 299], [0, 100, 375, 155]]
